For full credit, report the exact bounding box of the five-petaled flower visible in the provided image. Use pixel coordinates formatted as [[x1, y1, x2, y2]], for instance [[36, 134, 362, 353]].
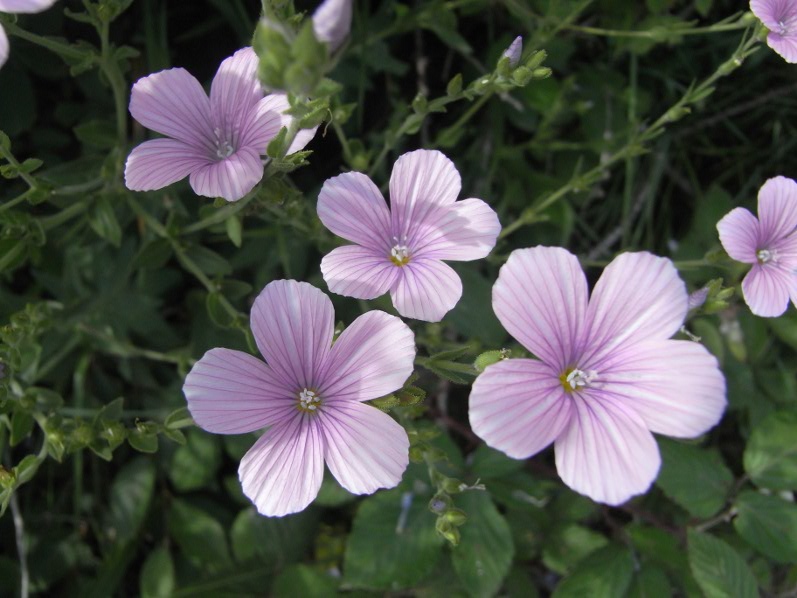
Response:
[[318, 149, 501, 322], [0, 0, 58, 69], [751, 0, 797, 63], [183, 279, 415, 517], [717, 175, 797, 317], [468, 247, 727, 506], [125, 47, 315, 202]]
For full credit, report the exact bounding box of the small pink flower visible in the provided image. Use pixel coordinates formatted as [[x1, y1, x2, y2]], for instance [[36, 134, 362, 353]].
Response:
[[125, 47, 315, 202], [751, 0, 797, 63], [312, 0, 352, 52], [318, 149, 501, 322], [469, 247, 726, 506], [183, 280, 415, 517], [0, 0, 58, 69], [717, 176, 797, 317]]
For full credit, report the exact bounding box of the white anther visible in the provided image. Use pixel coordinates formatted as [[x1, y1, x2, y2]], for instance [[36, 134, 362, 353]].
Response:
[[565, 369, 597, 389]]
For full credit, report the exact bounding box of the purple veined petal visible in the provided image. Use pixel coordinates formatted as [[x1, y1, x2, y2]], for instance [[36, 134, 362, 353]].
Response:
[[751, 0, 797, 32], [767, 31, 797, 63], [502, 36, 523, 67], [757, 176, 797, 244], [581, 252, 687, 368], [411, 198, 501, 262], [0, 0, 58, 13], [0, 25, 8, 70], [390, 258, 462, 322], [239, 413, 325, 516], [312, 0, 353, 52], [250, 280, 336, 392], [124, 138, 211, 192], [717, 207, 759, 263], [188, 146, 263, 202], [492, 247, 588, 372], [469, 359, 572, 460], [742, 262, 794, 317], [320, 245, 400, 300], [317, 172, 392, 251], [389, 149, 462, 242], [183, 348, 298, 434], [238, 93, 318, 155], [320, 401, 409, 494], [596, 339, 726, 438], [129, 67, 214, 149], [319, 310, 415, 402], [555, 393, 661, 506], [210, 47, 263, 149]]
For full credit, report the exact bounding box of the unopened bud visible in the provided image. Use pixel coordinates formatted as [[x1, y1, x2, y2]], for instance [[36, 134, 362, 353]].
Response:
[[474, 350, 504, 372], [313, 0, 353, 52], [429, 493, 451, 514], [444, 508, 467, 526], [532, 67, 552, 79], [436, 518, 461, 546], [501, 36, 523, 68]]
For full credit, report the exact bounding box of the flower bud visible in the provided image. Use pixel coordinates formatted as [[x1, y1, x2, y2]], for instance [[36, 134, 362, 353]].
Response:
[[501, 36, 523, 68], [313, 0, 353, 52], [444, 508, 467, 526]]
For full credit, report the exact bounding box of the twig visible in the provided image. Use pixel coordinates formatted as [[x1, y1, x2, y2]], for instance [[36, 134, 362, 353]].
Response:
[[10, 493, 29, 598]]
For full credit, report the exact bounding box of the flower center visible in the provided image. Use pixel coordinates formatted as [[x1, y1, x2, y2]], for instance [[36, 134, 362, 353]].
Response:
[[559, 367, 597, 393], [213, 127, 235, 159], [756, 248, 775, 264], [390, 244, 411, 266], [297, 388, 322, 413]]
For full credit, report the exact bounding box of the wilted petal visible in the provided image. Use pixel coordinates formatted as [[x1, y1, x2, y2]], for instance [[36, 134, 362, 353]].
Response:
[[413, 198, 501, 261], [502, 36, 523, 67], [0, 0, 58, 12], [183, 348, 296, 433], [239, 414, 324, 516], [188, 146, 263, 201], [555, 394, 661, 506], [742, 262, 794, 317], [124, 138, 210, 192], [757, 176, 797, 245], [312, 0, 353, 52], [390, 258, 462, 322], [0, 25, 8, 69], [250, 280, 335, 392], [492, 247, 588, 372], [717, 207, 759, 263], [469, 359, 571, 459], [320, 310, 415, 402], [321, 401, 409, 494], [210, 47, 263, 146], [320, 245, 399, 300], [317, 172, 392, 251]]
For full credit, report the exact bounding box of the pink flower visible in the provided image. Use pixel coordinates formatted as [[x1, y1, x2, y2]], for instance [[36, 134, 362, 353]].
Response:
[[0, 0, 58, 69], [318, 149, 501, 322], [183, 280, 415, 516], [717, 176, 797, 317], [751, 0, 797, 62], [469, 247, 726, 505], [125, 47, 315, 202], [312, 0, 352, 52]]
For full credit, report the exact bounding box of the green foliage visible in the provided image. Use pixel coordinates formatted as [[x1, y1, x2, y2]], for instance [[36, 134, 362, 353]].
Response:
[[744, 410, 797, 490], [687, 530, 759, 598]]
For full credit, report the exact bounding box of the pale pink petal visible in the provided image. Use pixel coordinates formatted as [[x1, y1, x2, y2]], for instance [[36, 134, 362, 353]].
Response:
[[555, 394, 661, 506], [239, 93, 317, 155], [742, 262, 794, 317], [183, 348, 296, 433], [239, 414, 324, 516], [249, 280, 335, 392], [390, 258, 462, 322], [188, 146, 263, 201], [717, 207, 759, 263], [129, 68, 214, 149], [750, 0, 794, 30], [319, 310, 415, 402], [412, 198, 501, 261], [502, 36, 523, 67], [321, 401, 408, 494], [581, 253, 687, 368], [469, 359, 572, 459], [757, 176, 797, 244], [320, 245, 399, 300], [210, 47, 262, 146], [597, 339, 726, 438], [767, 32, 797, 63], [0, 0, 57, 12], [492, 247, 588, 372], [317, 172, 392, 251], [124, 138, 210, 192], [389, 150, 462, 242], [0, 25, 7, 69], [313, 0, 353, 52]]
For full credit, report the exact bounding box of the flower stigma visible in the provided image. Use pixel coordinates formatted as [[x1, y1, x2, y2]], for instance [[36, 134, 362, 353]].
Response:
[[213, 127, 235, 159], [298, 388, 322, 413], [559, 368, 597, 393], [756, 248, 774, 264], [390, 238, 411, 267]]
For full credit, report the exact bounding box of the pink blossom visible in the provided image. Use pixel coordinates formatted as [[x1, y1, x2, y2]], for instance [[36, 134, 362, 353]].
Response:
[[125, 47, 315, 202], [751, 0, 797, 63], [312, 0, 352, 52], [469, 247, 726, 506], [717, 176, 797, 317], [318, 149, 501, 322], [183, 280, 415, 517], [0, 0, 58, 69]]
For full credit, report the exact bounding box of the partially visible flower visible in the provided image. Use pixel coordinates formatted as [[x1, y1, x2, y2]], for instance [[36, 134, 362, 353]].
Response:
[[502, 36, 523, 68], [469, 247, 726, 506], [0, 0, 58, 69], [717, 176, 797, 317], [183, 280, 415, 517], [318, 149, 501, 322], [312, 0, 352, 52], [125, 47, 315, 202], [751, 0, 797, 63]]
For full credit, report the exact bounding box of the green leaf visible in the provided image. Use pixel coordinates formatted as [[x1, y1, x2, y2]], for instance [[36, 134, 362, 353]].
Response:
[[168, 499, 232, 570], [225, 215, 242, 248], [272, 564, 339, 597], [314, 473, 356, 507], [182, 245, 232, 277], [468, 444, 524, 480], [140, 546, 175, 598], [687, 530, 759, 598], [9, 410, 34, 446], [744, 410, 797, 490], [73, 119, 117, 149], [168, 429, 221, 492], [542, 524, 609, 575], [627, 567, 672, 598], [230, 507, 318, 566], [128, 427, 158, 453], [164, 406, 193, 429], [88, 196, 123, 247], [344, 487, 444, 590], [421, 359, 477, 384], [13, 454, 41, 485], [655, 438, 733, 517], [206, 292, 236, 328], [451, 491, 514, 598], [733, 490, 797, 563], [105, 457, 156, 544], [552, 544, 635, 598]]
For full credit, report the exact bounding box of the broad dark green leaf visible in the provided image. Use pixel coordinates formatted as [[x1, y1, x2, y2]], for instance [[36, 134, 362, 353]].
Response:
[[168, 499, 232, 570], [271, 564, 339, 597], [552, 544, 635, 598], [744, 410, 797, 490], [168, 429, 221, 492], [140, 546, 175, 598], [230, 507, 318, 566], [104, 457, 156, 545], [687, 530, 758, 598], [734, 490, 797, 563]]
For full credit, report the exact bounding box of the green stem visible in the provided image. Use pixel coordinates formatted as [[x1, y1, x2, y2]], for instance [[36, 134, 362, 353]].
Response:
[[0, 192, 31, 213], [40, 200, 88, 230], [182, 195, 254, 235], [97, 20, 128, 174], [434, 93, 493, 146], [0, 241, 25, 272], [0, 143, 37, 190], [564, 17, 750, 39], [3, 21, 92, 62]]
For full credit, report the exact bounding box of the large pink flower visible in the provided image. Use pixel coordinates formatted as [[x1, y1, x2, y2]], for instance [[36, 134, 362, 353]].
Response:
[[318, 149, 501, 322], [183, 280, 415, 516], [0, 0, 58, 69], [751, 0, 797, 63], [469, 247, 726, 506], [125, 47, 315, 202], [717, 176, 797, 317]]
